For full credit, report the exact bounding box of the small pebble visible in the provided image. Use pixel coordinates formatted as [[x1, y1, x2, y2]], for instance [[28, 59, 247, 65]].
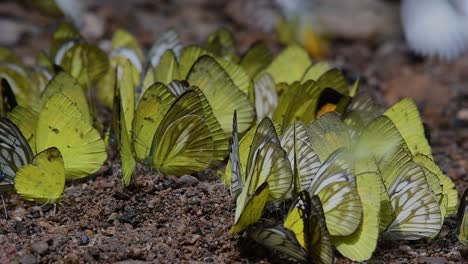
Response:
[[108, 212, 119, 222], [189, 234, 201, 245], [399, 245, 413, 254], [162, 178, 175, 189], [176, 175, 199, 187], [79, 234, 89, 246], [30, 241, 48, 255], [11, 207, 27, 220], [20, 254, 36, 264]]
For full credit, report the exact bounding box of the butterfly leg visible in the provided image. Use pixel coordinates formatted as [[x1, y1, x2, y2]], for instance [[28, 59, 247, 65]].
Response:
[[1, 195, 7, 219]]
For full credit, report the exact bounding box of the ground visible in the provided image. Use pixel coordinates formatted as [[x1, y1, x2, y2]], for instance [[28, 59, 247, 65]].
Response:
[[0, 0, 468, 263]]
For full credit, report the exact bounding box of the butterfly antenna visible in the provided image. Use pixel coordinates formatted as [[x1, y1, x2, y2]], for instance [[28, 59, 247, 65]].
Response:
[[1, 195, 7, 219]]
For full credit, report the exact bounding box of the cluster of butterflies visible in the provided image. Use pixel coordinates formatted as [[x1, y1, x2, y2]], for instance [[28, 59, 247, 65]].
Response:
[[0, 22, 464, 262], [219, 43, 461, 262], [226, 98, 462, 262]]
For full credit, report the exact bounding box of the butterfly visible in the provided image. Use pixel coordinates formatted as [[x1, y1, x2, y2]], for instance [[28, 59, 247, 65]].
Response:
[[384, 98, 458, 215], [278, 118, 362, 237], [222, 115, 281, 190], [352, 114, 445, 238], [330, 172, 381, 261], [142, 29, 183, 96], [457, 186, 468, 245], [98, 29, 144, 108], [381, 159, 442, 240], [14, 147, 65, 204], [0, 118, 33, 192], [51, 23, 109, 88], [5, 70, 106, 180], [250, 191, 334, 264], [115, 58, 229, 185], [0, 58, 42, 109], [35, 91, 107, 179], [186, 55, 255, 135], [401, 0, 468, 60], [307, 112, 351, 162], [143, 44, 255, 135], [0, 79, 18, 117], [148, 29, 182, 68], [251, 73, 278, 122], [203, 27, 239, 63], [239, 42, 273, 80], [31, 0, 83, 28], [272, 69, 350, 130], [261, 45, 312, 86], [231, 116, 292, 234]]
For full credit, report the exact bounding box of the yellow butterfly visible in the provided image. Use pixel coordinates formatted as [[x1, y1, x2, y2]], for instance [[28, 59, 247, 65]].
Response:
[[457, 187, 468, 245], [231, 116, 292, 234], [35, 92, 107, 179], [239, 42, 273, 80], [4, 71, 106, 181], [115, 60, 229, 185], [384, 98, 458, 215], [331, 172, 382, 261], [250, 191, 334, 264], [51, 23, 109, 88], [203, 27, 239, 63], [14, 147, 65, 204]]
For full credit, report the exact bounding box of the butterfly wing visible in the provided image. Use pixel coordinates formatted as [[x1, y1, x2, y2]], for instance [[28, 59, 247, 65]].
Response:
[[148, 29, 182, 68], [231, 182, 270, 234], [253, 73, 278, 122], [307, 195, 334, 264], [284, 192, 334, 264], [14, 147, 64, 203], [382, 162, 442, 240], [187, 55, 254, 134], [307, 112, 350, 162], [36, 92, 107, 179], [307, 149, 362, 237], [272, 80, 323, 130], [0, 118, 33, 190], [133, 82, 176, 161], [262, 45, 311, 85], [229, 111, 243, 199], [457, 187, 468, 245], [331, 172, 381, 261], [8, 106, 38, 152], [240, 42, 273, 79], [143, 50, 180, 89], [179, 46, 250, 95], [113, 75, 136, 186], [280, 121, 320, 191], [384, 98, 432, 158], [204, 27, 239, 62], [151, 87, 227, 175], [414, 154, 458, 215]]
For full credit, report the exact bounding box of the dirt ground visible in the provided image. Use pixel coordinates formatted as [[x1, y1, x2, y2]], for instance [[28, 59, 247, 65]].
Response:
[[1, 0, 468, 263]]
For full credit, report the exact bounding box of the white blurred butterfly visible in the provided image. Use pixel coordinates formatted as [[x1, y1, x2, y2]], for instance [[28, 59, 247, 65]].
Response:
[[401, 0, 468, 60]]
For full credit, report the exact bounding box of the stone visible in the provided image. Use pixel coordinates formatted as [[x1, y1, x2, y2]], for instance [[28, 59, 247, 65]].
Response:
[[176, 175, 199, 187], [30, 241, 48, 255], [20, 254, 37, 264]]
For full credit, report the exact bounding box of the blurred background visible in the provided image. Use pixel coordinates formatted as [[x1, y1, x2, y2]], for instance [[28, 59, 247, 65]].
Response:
[[1, 0, 468, 189]]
